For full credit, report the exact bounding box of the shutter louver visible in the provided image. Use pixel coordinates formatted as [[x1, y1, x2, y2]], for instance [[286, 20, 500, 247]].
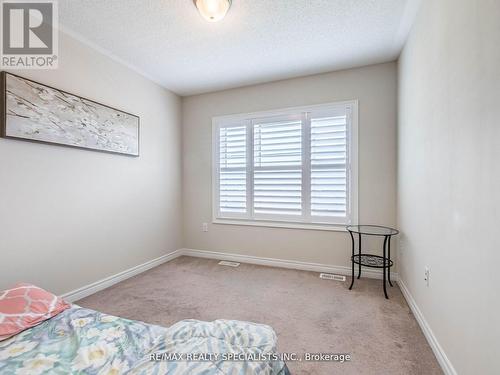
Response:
[[310, 114, 348, 219], [254, 119, 302, 217], [219, 126, 247, 214]]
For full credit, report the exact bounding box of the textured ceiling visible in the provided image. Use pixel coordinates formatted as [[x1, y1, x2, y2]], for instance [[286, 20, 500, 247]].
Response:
[[58, 0, 420, 96]]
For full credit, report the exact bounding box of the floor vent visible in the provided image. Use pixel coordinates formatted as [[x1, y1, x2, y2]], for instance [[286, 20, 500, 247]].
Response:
[[320, 273, 346, 281], [218, 261, 240, 267]]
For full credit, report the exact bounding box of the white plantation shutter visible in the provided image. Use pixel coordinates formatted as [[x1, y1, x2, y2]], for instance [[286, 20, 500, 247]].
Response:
[[310, 112, 349, 221], [214, 102, 357, 227], [218, 126, 247, 215], [253, 117, 302, 218]]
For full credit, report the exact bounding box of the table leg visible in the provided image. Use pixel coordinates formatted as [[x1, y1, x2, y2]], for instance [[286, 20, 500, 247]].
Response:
[[349, 231, 355, 290], [357, 232, 362, 279], [388, 236, 393, 287], [383, 235, 389, 299]]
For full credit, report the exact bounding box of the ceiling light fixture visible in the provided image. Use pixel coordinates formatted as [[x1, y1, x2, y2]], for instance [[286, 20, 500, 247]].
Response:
[[193, 0, 231, 22]]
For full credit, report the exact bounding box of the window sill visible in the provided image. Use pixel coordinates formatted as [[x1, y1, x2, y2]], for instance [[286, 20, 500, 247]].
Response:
[[212, 218, 348, 232]]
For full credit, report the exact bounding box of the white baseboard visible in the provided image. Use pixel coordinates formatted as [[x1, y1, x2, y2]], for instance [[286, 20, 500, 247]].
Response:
[[61, 247, 398, 303], [61, 250, 183, 302], [180, 248, 398, 281], [398, 279, 456, 375]]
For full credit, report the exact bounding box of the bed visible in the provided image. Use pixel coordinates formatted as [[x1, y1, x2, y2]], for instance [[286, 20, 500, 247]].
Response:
[[0, 304, 290, 374]]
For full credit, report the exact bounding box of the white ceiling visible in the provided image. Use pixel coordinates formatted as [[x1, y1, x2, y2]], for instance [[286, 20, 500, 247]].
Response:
[[58, 0, 420, 96]]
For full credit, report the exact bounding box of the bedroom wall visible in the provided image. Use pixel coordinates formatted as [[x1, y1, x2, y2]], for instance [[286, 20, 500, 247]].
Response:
[[398, 0, 500, 373], [0, 31, 182, 295], [182, 62, 397, 268]]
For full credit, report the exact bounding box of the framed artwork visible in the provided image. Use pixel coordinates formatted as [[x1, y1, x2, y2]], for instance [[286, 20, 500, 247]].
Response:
[[0, 72, 140, 156]]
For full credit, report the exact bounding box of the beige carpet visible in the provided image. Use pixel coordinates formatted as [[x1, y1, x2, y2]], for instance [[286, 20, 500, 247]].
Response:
[[77, 256, 442, 374]]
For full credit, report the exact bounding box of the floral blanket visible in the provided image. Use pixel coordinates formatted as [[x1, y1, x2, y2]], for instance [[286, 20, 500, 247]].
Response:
[[0, 306, 289, 375]]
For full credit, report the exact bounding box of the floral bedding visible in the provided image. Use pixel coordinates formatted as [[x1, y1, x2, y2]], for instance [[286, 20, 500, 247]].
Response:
[[0, 305, 289, 375]]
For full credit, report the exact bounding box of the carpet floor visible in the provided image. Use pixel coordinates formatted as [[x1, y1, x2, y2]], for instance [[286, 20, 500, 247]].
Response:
[[77, 256, 442, 374]]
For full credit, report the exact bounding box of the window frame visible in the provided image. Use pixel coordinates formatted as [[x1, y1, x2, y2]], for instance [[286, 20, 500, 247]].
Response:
[[212, 100, 358, 231]]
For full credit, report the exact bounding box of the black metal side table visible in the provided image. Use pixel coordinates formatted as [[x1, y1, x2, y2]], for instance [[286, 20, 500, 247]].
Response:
[[346, 225, 399, 299]]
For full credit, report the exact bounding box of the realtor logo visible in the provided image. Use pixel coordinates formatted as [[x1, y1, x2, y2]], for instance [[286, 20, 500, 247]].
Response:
[[1, 0, 58, 69]]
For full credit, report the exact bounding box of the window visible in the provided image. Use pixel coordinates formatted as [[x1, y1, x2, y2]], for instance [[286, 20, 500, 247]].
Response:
[[213, 101, 358, 230]]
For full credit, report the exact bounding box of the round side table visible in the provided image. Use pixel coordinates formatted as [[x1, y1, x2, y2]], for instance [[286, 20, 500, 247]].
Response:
[[346, 225, 399, 299]]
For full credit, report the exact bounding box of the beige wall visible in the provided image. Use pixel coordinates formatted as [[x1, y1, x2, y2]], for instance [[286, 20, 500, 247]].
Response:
[[0, 32, 183, 295], [398, 0, 500, 373], [182, 62, 397, 267]]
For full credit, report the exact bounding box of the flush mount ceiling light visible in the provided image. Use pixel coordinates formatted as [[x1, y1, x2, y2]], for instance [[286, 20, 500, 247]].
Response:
[[193, 0, 231, 22]]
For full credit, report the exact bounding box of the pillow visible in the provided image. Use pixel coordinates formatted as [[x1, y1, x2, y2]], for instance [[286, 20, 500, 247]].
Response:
[[0, 283, 70, 341]]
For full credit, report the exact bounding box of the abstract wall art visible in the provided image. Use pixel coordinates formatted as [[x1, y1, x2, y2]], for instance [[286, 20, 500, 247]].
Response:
[[0, 72, 140, 156]]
